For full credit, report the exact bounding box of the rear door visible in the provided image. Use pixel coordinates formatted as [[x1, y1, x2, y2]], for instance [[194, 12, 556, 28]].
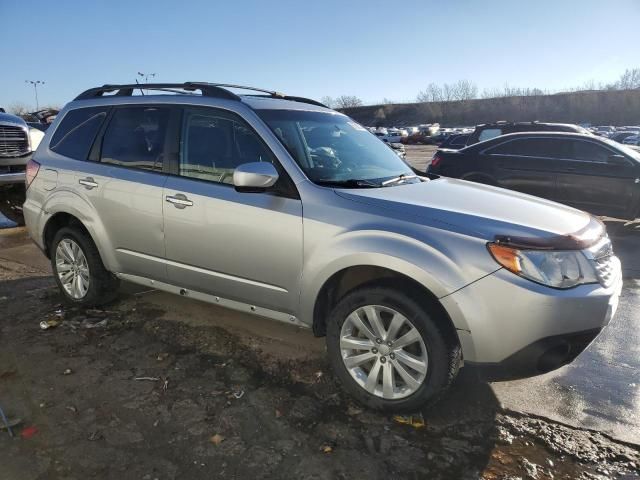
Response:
[[555, 139, 640, 218], [78, 104, 176, 280], [162, 106, 303, 313], [483, 137, 566, 201]]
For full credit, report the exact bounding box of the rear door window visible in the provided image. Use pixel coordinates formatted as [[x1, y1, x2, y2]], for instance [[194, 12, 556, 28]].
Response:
[[100, 106, 170, 171], [50, 107, 109, 160], [488, 138, 571, 158]]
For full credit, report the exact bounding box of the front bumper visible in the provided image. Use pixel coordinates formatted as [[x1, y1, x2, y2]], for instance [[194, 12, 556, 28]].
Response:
[[442, 261, 622, 379], [0, 153, 29, 185], [465, 327, 602, 380]]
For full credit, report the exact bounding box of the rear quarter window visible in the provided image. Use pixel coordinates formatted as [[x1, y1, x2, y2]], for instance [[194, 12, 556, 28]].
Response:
[[50, 107, 109, 160], [478, 128, 503, 142]]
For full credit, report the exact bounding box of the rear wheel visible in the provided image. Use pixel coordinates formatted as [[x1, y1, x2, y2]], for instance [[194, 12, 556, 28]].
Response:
[[50, 227, 120, 306], [326, 286, 460, 412]]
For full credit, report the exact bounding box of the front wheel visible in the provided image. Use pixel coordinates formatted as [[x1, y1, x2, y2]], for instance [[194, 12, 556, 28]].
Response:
[[326, 286, 460, 412]]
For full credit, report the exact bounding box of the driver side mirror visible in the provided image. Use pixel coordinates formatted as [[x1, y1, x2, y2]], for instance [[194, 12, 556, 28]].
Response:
[[607, 154, 629, 166], [233, 162, 279, 192]]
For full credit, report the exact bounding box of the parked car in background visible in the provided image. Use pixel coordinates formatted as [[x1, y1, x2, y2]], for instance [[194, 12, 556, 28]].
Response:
[[0, 108, 41, 185], [23, 82, 622, 411], [610, 131, 638, 144], [439, 133, 470, 149], [466, 121, 591, 146], [593, 126, 615, 137], [623, 134, 640, 146], [375, 130, 403, 143], [387, 142, 406, 159], [428, 132, 640, 220]]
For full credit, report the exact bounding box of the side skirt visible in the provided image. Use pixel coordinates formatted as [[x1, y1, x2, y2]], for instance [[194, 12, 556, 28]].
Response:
[[115, 273, 309, 329]]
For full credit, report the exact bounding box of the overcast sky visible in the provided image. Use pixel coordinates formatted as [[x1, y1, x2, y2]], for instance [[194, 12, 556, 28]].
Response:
[[1, 0, 639, 109]]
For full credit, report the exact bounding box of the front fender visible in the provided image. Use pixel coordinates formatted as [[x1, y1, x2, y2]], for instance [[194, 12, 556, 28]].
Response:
[[298, 228, 497, 331]]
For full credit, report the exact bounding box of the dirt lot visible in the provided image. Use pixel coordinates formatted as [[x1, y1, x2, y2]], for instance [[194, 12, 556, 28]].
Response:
[[0, 165, 639, 479]]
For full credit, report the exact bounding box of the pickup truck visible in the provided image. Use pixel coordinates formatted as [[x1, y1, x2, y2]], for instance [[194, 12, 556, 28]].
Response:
[[0, 108, 43, 185]]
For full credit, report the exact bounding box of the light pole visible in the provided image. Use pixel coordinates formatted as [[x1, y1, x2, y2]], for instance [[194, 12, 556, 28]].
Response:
[[25, 80, 45, 111], [137, 72, 157, 84]]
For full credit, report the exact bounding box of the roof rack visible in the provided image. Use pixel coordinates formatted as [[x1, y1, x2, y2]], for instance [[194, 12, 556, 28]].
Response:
[[74, 82, 240, 101], [74, 82, 328, 108]]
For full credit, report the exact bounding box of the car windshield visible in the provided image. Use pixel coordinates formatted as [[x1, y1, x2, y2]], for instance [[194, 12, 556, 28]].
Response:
[[256, 109, 418, 187], [602, 137, 640, 162]]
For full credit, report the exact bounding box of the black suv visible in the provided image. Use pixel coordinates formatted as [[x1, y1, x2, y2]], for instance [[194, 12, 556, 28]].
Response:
[[427, 132, 640, 220], [465, 121, 592, 146]]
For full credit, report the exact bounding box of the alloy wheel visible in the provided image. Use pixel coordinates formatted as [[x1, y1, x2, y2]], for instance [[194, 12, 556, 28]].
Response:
[[340, 305, 429, 400], [55, 238, 90, 299]]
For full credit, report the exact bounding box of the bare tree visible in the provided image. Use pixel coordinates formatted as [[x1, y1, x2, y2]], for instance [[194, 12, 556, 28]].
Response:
[[8, 102, 30, 116], [614, 68, 640, 90], [334, 95, 364, 108], [416, 83, 443, 103], [320, 96, 335, 108], [453, 80, 478, 101]]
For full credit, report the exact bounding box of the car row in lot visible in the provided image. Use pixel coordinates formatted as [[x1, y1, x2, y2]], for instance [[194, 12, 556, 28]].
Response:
[[589, 125, 640, 146], [370, 121, 640, 150], [427, 131, 640, 220]]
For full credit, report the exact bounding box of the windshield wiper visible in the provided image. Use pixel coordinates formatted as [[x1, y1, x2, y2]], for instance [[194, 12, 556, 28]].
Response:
[[381, 174, 419, 186], [315, 178, 381, 188]]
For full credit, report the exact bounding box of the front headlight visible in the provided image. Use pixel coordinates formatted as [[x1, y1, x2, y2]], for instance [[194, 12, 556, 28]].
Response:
[[487, 243, 598, 289]]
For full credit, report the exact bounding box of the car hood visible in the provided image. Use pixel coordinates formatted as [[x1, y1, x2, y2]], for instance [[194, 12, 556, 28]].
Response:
[[0, 112, 28, 128], [335, 177, 602, 247]]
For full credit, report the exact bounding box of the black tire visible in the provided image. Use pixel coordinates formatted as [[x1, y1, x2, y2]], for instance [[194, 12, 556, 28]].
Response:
[[326, 285, 460, 412], [50, 226, 120, 306]]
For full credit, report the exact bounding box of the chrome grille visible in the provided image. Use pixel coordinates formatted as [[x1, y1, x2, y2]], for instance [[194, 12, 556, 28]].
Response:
[[0, 125, 29, 157], [589, 238, 619, 288]]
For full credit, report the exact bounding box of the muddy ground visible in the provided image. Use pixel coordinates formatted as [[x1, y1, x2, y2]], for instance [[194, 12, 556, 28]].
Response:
[[0, 240, 638, 479]]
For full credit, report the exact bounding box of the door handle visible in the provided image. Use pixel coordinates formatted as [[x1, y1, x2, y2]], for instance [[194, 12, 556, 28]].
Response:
[[79, 177, 98, 189], [563, 167, 576, 172], [165, 193, 193, 208]]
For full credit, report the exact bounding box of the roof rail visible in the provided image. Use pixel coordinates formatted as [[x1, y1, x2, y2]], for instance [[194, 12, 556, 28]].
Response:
[[74, 82, 328, 108], [74, 82, 241, 101]]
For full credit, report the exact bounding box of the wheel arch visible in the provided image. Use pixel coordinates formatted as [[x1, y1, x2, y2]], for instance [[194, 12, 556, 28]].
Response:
[[40, 192, 117, 271], [309, 264, 460, 352]]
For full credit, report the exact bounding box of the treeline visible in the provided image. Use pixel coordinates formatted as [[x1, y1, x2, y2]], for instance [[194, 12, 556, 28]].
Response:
[[340, 89, 640, 127]]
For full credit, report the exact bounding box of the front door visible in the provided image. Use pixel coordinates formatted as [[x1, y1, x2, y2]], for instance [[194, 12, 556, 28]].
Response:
[[162, 107, 303, 313], [555, 139, 640, 218]]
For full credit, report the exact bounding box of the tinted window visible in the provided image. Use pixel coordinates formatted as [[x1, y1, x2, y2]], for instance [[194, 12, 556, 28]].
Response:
[[50, 107, 108, 160], [450, 135, 468, 146], [100, 107, 170, 171], [489, 138, 571, 157], [478, 128, 503, 142], [569, 140, 611, 163], [180, 109, 275, 184]]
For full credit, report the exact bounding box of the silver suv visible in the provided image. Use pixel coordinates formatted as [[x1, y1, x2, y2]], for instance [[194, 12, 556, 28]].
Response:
[[24, 83, 622, 411]]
